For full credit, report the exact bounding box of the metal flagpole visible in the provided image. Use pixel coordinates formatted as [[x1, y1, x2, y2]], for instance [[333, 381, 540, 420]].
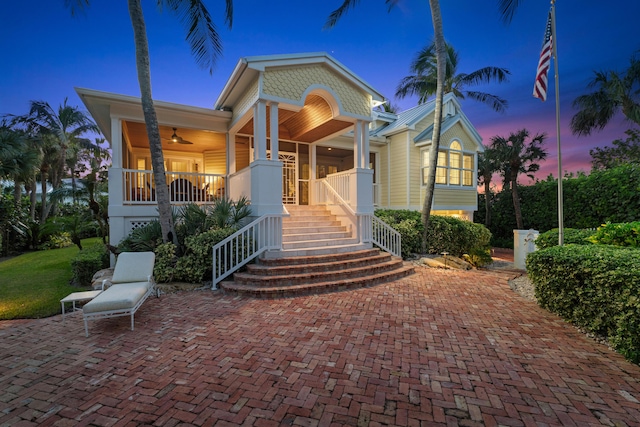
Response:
[[550, 0, 564, 246]]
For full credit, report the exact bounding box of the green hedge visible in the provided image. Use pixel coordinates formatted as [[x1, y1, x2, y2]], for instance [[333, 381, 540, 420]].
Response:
[[535, 228, 596, 250], [527, 245, 640, 364], [70, 243, 110, 287], [375, 210, 492, 259], [476, 164, 640, 247], [589, 221, 640, 247]]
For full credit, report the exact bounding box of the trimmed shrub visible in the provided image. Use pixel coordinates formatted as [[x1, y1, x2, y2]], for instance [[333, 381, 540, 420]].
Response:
[[70, 243, 110, 287], [588, 221, 640, 247], [173, 228, 236, 284], [375, 210, 492, 259], [153, 242, 178, 283], [527, 245, 640, 364], [535, 228, 596, 250]]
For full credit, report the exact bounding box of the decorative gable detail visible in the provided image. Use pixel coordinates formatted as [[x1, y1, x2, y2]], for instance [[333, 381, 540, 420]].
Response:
[[262, 65, 371, 118]]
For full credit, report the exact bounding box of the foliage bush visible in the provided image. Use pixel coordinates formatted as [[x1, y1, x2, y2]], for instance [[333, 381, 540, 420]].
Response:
[[174, 228, 236, 283], [588, 221, 640, 247], [70, 243, 110, 287], [535, 228, 596, 250], [375, 210, 492, 259], [527, 245, 640, 364], [153, 242, 178, 283], [475, 164, 640, 247]]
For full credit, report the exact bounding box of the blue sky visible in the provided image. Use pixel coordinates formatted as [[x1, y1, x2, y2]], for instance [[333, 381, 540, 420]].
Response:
[[2, 0, 638, 184]]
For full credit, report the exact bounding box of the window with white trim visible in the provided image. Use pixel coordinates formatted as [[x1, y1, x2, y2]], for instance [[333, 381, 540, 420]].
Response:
[[421, 140, 474, 187]]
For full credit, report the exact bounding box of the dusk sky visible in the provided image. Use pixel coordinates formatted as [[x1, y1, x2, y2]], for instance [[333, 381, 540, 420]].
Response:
[[2, 1, 639, 187]]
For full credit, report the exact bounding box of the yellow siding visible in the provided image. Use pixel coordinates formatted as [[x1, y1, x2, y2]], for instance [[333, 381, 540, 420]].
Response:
[[377, 145, 389, 207], [388, 133, 408, 206], [232, 79, 259, 123], [431, 188, 477, 207], [262, 65, 371, 117], [203, 151, 226, 175], [441, 122, 477, 151]]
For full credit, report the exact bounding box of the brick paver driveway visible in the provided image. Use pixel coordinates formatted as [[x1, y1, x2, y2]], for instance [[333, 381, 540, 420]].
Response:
[[2, 266, 639, 426]]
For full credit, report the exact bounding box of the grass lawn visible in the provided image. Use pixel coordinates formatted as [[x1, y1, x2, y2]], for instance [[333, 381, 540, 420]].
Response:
[[0, 238, 104, 320]]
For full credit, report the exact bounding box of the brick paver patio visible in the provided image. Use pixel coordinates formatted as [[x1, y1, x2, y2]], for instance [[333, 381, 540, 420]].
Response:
[[1, 265, 639, 426]]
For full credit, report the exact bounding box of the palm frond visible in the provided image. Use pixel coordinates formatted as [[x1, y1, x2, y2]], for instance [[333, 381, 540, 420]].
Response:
[[497, 0, 523, 24], [164, 0, 233, 75], [464, 91, 508, 113]]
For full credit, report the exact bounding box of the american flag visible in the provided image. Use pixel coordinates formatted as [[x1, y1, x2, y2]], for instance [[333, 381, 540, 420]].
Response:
[[533, 11, 553, 101]]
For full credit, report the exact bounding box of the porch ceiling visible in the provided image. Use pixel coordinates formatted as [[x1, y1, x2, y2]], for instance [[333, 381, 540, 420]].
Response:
[[238, 94, 353, 143], [124, 121, 226, 153]]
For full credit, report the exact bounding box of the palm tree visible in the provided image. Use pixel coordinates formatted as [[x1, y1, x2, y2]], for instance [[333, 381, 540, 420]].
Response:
[[571, 54, 640, 136], [325, 0, 446, 253], [477, 146, 500, 227], [0, 125, 40, 212], [12, 99, 98, 220], [396, 41, 510, 112], [491, 129, 547, 229], [66, 0, 233, 245]]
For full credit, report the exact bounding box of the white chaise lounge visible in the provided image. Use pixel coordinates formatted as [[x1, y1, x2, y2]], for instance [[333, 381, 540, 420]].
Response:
[[83, 251, 157, 336]]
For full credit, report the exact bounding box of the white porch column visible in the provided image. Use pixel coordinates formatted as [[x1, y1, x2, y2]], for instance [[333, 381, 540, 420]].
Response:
[[353, 120, 362, 169], [253, 100, 267, 161], [269, 102, 279, 160], [310, 144, 317, 204], [108, 118, 123, 249], [361, 121, 370, 169], [227, 133, 236, 174]]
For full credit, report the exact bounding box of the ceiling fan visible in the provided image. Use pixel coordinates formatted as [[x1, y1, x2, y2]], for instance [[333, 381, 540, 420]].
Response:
[[164, 127, 193, 145]]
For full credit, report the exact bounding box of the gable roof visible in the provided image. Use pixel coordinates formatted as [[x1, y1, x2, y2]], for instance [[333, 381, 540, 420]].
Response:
[[371, 93, 483, 152], [214, 52, 385, 111]]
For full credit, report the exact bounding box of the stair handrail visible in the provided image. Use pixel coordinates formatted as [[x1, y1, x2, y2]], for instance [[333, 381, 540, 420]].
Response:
[[367, 214, 402, 258], [211, 214, 283, 289], [319, 179, 401, 257]]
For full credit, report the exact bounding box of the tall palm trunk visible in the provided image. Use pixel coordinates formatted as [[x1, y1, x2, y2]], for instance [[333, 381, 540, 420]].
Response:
[[511, 173, 523, 229], [128, 0, 176, 244], [483, 180, 491, 227], [421, 0, 446, 252]]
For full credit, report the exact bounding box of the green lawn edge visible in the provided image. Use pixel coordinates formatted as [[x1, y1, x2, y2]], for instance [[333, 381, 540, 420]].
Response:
[[0, 238, 104, 320]]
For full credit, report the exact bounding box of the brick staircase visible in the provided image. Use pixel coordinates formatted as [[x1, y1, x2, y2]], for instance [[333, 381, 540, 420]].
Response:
[[219, 205, 414, 297]]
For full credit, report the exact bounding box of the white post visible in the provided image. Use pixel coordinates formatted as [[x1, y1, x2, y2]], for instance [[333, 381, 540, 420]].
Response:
[[310, 144, 317, 204], [361, 121, 369, 169], [269, 102, 279, 160], [353, 120, 362, 168], [227, 133, 236, 174], [254, 100, 267, 161]]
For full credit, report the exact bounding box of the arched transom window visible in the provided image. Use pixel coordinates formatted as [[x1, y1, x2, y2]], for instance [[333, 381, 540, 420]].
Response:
[[421, 140, 474, 187]]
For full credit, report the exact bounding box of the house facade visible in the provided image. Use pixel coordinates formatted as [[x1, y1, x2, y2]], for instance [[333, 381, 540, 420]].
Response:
[[78, 52, 483, 256]]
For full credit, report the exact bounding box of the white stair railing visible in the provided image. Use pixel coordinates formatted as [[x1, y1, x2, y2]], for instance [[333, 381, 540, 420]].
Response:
[[366, 215, 402, 258], [318, 179, 402, 258], [212, 214, 282, 289]]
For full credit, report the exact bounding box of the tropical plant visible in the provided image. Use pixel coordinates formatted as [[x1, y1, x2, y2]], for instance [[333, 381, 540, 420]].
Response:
[[8, 99, 99, 222], [66, 0, 233, 246], [395, 41, 510, 112], [477, 146, 500, 227], [326, 0, 446, 254], [571, 53, 640, 136], [491, 129, 547, 229], [0, 124, 40, 214], [590, 129, 640, 170]]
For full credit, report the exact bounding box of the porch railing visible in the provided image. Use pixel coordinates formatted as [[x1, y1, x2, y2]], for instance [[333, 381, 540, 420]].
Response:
[[211, 214, 283, 289], [122, 169, 226, 204], [317, 177, 402, 258]]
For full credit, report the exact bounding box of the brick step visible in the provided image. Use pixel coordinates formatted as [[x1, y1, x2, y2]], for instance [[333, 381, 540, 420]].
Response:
[[284, 215, 338, 223], [259, 248, 380, 265], [221, 265, 415, 298], [247, 252, 392, 276], [283, 230, 351, 243], [233, 258, 405, 287]]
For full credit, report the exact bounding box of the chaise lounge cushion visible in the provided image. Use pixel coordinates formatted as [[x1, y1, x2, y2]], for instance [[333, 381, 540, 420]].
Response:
[[83, 282, 151, 314], [111, 252, 156, 284]]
